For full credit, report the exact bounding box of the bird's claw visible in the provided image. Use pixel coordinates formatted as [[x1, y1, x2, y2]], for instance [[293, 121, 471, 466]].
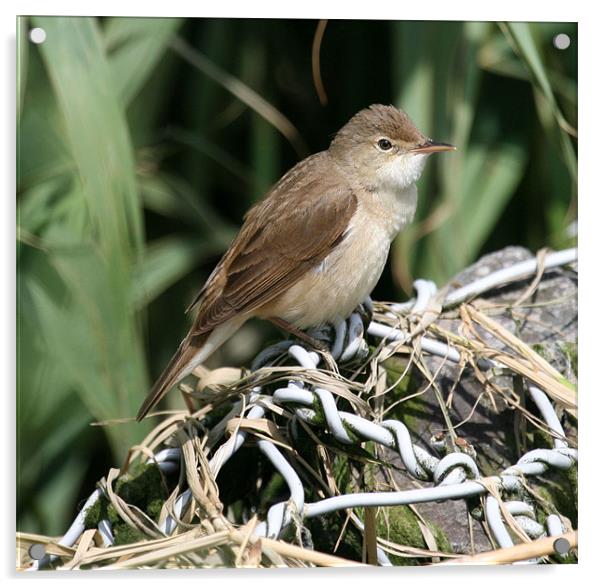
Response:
[[356, 297, 374, 331]]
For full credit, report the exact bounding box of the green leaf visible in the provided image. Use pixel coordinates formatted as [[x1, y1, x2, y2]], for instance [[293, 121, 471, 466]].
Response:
[[17, 17, 28, 120], [478, 34, 577, 106], [16, 48, 73, 190], [132, 236, 225, 309], [167, 126, 254, 187], [25, 251, 149, 453], [501, 23, 558, 116], [17, 176, 69, 236], [391, 21, 488, 289], [32, 16, 144, 260], [500, 22, 577, 182], [18, 454, 89, 536], [242, 37, 280, 201], [171, 35, 308, 157], [456, 141, 527, 261], [103, 17, 183, 106], [392, 21, 435, 133], [28, 17, 151, 455], [139, 173, 236, 241]]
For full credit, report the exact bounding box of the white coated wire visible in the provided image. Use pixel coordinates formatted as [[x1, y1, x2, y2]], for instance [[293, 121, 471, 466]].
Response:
[[34, 248, 577, 569], [443, 248, 577, 308]]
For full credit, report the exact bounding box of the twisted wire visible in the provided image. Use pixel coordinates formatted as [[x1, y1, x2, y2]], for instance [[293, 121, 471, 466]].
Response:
[[35, 248, 577, 568]]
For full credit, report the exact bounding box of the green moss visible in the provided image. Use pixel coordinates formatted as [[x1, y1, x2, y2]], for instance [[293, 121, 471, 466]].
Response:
[[311, 396, 326, 426], [532, 465, 578, 529], [551, 550, 578, 564], [83, 495, 108, 528], [332, 454, 353, 494], [393, 396, 431, 438], [114, 463, 165, 510], [531, 343, 549, 360], [532, 340, 578, 381], [477, 458, 504, 478], [362, 442, 378, 487], [107, 503, 120, 524], [83, 464, 169, 545], [376, 505, 450, 565], [380, 359, 429, 435], [561, 341, 578, 377], [567, 462, 578, 512], [112, 524, 147, 545], [531, 426, 554, 450], [382, 356, 415, 396], [341, 421, 361, 444], [430, 521, 452, 554], [306, 504, 452, 566], [146, 498, 164, 521]]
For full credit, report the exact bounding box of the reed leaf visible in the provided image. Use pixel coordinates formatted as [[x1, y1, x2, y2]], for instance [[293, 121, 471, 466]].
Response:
[[104, 17, 183, 106]]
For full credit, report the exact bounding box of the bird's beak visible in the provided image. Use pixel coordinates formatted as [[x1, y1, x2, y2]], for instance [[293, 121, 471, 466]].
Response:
[[410, 140, 456, 154]]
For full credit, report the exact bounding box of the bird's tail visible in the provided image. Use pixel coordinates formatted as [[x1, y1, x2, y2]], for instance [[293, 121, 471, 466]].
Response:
[[136, 317, 246, 421]]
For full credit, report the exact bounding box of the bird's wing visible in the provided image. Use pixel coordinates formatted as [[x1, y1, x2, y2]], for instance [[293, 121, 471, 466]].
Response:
[[136, 154, 355, 421], [190, 152, 358, 336]]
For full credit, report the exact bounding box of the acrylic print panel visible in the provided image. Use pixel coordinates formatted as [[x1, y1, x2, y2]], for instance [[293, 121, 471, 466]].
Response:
[[16, 15, 577, 569]]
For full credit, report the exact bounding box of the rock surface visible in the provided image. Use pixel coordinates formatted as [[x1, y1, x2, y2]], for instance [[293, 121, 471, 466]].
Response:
[[384, 246, 577, 553]]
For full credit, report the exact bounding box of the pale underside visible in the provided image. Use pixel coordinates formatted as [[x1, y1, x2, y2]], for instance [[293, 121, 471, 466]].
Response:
[[190, 150, 425, 336], [258, 182, 418, 328], [137, 106, 430, 420]]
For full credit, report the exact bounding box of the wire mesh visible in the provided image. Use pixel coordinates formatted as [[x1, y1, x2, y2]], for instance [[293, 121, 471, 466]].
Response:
[[21, 247, 577, 570]]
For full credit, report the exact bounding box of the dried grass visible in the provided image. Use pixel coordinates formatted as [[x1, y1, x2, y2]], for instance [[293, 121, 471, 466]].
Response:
[[17, 289, 577, 570]]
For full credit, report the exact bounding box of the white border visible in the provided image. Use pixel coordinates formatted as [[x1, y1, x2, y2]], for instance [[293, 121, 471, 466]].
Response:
[[4, 1, 599, 585], [6, 1, 584, 21]]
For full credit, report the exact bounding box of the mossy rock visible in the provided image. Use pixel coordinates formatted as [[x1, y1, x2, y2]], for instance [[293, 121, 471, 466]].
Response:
[[83, 464, 168, 545], [376, 505, 451, 565]]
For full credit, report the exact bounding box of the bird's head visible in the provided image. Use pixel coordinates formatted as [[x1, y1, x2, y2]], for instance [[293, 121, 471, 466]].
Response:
[[329, 104, 455, 192]]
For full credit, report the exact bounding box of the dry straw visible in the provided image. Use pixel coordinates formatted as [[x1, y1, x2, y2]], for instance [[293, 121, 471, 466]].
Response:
[[17, 256, 578, 570]]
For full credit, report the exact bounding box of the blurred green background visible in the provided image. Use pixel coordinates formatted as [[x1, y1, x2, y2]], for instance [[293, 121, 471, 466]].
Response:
[[16, 17, 577, 535]]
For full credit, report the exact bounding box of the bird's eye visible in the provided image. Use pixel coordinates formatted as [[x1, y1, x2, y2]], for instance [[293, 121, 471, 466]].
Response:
[[377, 138, 393, 151]]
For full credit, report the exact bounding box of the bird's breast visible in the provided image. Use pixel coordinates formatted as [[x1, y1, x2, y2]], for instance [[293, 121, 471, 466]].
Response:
[[263, 186, 416, 329]]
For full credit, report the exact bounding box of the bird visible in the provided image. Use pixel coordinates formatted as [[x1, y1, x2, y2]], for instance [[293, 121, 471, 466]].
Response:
[[136, 104, 454, 421]]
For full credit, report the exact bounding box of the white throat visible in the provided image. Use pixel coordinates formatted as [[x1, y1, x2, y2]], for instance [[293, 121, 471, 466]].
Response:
[[366, 153, 426, 238], [377, 153, 428, 192]]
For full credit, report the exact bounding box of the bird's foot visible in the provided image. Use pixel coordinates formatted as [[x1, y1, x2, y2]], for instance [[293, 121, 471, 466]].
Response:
[[270, 309, 371, 361], [269, 317, 329, 352], [308, 314, 370, 364], [355, 296, 374, 330]]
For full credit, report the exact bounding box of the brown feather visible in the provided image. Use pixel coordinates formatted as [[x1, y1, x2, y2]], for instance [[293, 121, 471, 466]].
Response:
[[137, 104, 449, 420], [136, 333, 208, 421], [189, 150, 358, 336], [139, 150, 357, 419]]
